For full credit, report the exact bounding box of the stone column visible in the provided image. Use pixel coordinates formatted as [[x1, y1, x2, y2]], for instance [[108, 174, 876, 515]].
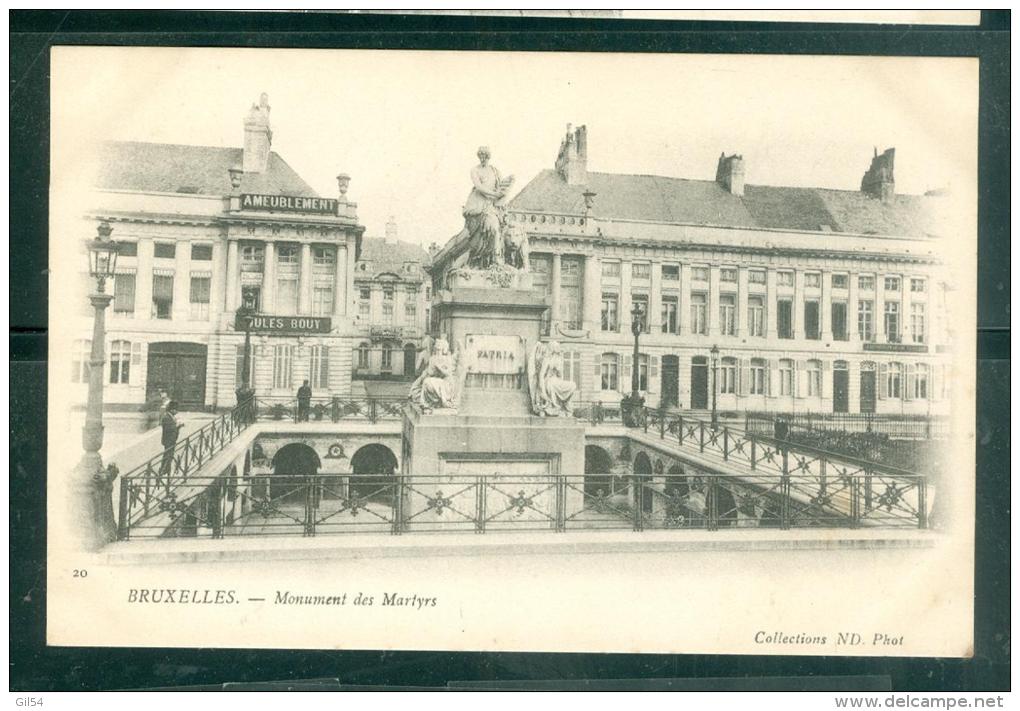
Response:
[[225, 239, 239, 313], [619, 260, 632, 333], [821, 269, 833, 341], [649, 261, 662, 333], [551, 252, 562, 330], [136, 238, 154, 319], [262, 241, 276, 314], [299, 243, 312, 314], [211, 240, 226, 319], [848, 270, 859, 345], [679, 264, 692, 337], [901, 273, 911, 344], [346, 236, 357, 321], [172, 240, 190, 321], [765, 268, 778, 339], [737, 266, 749, 338], [582, 253, 600, 332], [793, 269, 805, 340], [874, 271, 886, 343], [708, 265, 721, 336], [334, 245, 347, 318]]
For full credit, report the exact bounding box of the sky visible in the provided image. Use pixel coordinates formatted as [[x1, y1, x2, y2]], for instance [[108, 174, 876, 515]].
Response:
[[52, 47, 978, 247]]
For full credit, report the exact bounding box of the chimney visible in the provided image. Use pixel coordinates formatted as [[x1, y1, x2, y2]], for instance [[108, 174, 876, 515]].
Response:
[[242, 92, 272, 174], [385, 216, 398, 245], [554, 123, 588, 186], [715, 152, 745, 196], [860, 147, 895, 203]]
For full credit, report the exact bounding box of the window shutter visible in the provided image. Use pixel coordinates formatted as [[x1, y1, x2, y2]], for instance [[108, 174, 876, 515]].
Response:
[[878, 363, 888, 399], [904, 363, 914, 401], [622, 354, 632, 393], [738, 358, 750, 397], [649, 356, 659, 393], [768, 359, 779, 397]]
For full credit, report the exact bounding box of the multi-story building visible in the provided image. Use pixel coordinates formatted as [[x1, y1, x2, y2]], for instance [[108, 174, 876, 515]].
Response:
[[430, 125, 953, 416], [76, 94, 365, 411], [350, 219, 431, 388]]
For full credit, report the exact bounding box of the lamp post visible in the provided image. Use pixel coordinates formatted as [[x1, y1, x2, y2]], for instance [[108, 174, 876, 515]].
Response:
[[72, 221, 120, 550], [235, 303, 256, 416], [710, 344, 720, 430], [622, 302, 646, 427]]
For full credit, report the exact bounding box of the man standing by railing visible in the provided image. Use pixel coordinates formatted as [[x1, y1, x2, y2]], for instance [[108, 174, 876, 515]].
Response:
[[158, 400, 184, 488], [297, 380, 312, 422]]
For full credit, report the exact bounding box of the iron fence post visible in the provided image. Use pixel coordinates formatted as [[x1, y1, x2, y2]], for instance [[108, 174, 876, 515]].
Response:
[[707, 479, 718, 531], [750, 437, 757, 470], [211, 481, 224, 539], [392, 476, 405, 535], [659, 409, 665, 439], [699, 421, 705, 452], [917, 477, 928, 529], [475, 476, 487, 534], [369, 398, 378, 423], [632, 478, 643, 532], [678, 414, 684, 445], [780, 474, 791, 530], [555, 475, 566, 532], [723, 427, 729, 461], [117, 476, 130, 540], [850, 476, 860, 528]]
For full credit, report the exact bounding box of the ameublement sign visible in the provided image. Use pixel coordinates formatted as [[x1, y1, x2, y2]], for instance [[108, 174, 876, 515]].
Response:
[[240, 193, 338, 215], [236, 313, 332, 334]]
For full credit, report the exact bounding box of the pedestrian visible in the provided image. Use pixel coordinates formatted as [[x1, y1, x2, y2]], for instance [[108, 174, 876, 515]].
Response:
[[159, 389, 171, 413], [158, 400, 184, 488], [297, 379, 312, 422]]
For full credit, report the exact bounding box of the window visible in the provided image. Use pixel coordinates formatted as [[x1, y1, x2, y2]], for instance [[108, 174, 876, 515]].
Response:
[[72, 340, 91, 383], [359, 286, 372, 300], [636, 354, 649, 392], [858, 275, 875, 291], [719, 294, 736, 336], [191, 244, 213, 261], [661, 295, 678, 334], [915, 364, 929, 399], [806, 360, 822, 397], [691, 266, 709, 282], [113, 273, 135, 315], [313, 247, 335, 268], [405, 302, 417, 321], [151, 273, 173, 319], [832, 301, 848, 341], [357, 343, 370, 369], [272, 345, 293, 390], [241, 285, 261, 311], [561, 258, 581, 278], [884, 302, 901, 343], [748, 270, 766, 285], [858, 300, 874, 342], [313, 285, 333, 316], [154, 242, 175, 259], [235, 344, 254, 389], [601, 293, 619, 332], [719, 357, 737, 394], [600, 353, 619, 391], [690, 293, 707, 335], [777, 271, 794, 287], [309, 345, 329, 389], [383, 286, 394, 301], [884, 276, 901, 292], [601, 261, 621, 278], [804, 300, 820, 340], [777, 299, 793, 339], [560, 256, 583, 328], [887, 362, 902, 399], [277, 245, 299, 264], [749, 359, 766, 395], [911, 303, 926, 343], [778, 359, 794, 396], [832, 273, 849, 289], [632, 293, 649, 333], [632, 263, 650, 280], [732, 297, 758, 340], [720, 267, 737, 283], [662, 265, 679, 281], [276, 276, 298, 313], [910, 278, 926, 293], [381, 348, 394, 371], [804, 272, 821, 288], [117, 242, 138, 257], [189, 275, 211, 320], [382, 302, 394, 324], [240, 244, 264, 268], [563, 350, 582, 391], [109, 340, 131, 384]]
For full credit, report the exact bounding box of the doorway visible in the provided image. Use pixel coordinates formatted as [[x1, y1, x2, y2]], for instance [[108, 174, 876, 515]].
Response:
[[350, 443, 398, 503], [859, 362, 877, 414], [146, 342, 207, 409], [271, 442, 321, 501], [403, 343, 417, 377], [661, 355, 679, 408], [833, 361, 849, 413], [690, 356, 708, 409]]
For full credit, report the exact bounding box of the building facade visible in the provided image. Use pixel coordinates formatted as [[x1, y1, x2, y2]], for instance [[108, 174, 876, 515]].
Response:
[[350, 219, 431, 388], [431, 126, 953, 416], [76, 94, 365, 411]]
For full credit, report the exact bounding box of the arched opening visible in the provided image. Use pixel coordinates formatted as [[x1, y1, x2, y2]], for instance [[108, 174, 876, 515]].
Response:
[[709, 484, 738, 528], [350, 443, 398, 503], [583, 445, 614, 498], [271, 443, 321, 501], [633, 452, 653, 514]]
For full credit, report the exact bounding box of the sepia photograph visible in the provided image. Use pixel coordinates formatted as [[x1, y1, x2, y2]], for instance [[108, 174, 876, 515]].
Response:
[[45, 45, 978, 657]]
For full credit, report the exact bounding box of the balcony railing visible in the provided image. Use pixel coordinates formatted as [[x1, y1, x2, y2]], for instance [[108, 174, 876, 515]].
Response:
[[744, 411, 949, 440], [253, 396, 408, 424]]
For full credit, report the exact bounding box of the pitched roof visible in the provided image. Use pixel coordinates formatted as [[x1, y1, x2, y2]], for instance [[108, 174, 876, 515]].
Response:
[[95, 141, 319, 197], [357, 237, 430, 277], [509, 169, 939, 238]]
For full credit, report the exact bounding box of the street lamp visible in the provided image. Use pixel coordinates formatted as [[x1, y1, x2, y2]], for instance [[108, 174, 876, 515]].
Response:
[[622, 302, 646, 427], [73, 221, 121, 550], [710, 344, 720, 430], [235, 302, 256, 414]]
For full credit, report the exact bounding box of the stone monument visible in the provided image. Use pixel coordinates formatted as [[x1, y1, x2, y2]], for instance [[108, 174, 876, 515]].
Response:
[[399, 146, 585, 530]]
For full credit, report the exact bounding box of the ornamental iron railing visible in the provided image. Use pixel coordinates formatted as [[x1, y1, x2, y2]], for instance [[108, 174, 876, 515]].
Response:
[[116, 469, 926, 540], [744, 411, 949, 440], [253, 396, 408, 424]]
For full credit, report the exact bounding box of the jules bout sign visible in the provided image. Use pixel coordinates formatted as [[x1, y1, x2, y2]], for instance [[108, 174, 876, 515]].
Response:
[[236, 313, 332, 334], [240, 193, 338, 215]]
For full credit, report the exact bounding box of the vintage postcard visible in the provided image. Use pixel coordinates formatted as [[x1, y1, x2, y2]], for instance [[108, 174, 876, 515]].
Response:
[[46, 46, 977, 656]]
